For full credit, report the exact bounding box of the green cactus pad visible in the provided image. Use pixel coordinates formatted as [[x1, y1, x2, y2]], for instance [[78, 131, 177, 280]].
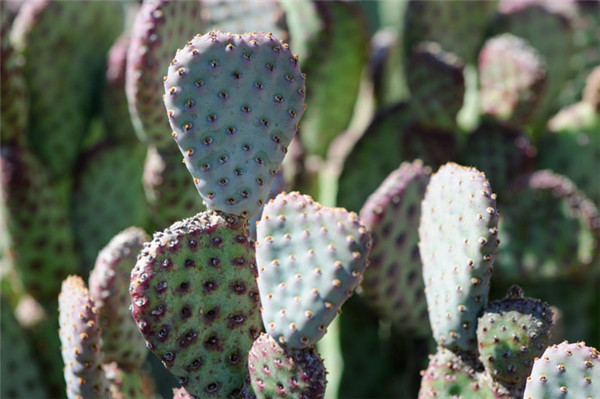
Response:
[[1, 143, 79, 304], [359, 160, 432, 337], [89, 227, 150, 370], [10, 0, 123, 177], [143, 146, 206, 229], [406, 41, 465, 130], [255, 191, 371, 348], [461, 118, 535, 195], [126, 0, 204, 148], [523, 341, 600, 399], [248, 332, 327, 398], [130, 210, 261, 397], [59, 275, 111, 399], [1, 298, 48, 399], [477, 285, 554, 388], [164, 31, 306, 218], [419, 163, 499, 352], [419, 347, 509, 399], [478, 34, 547, 126], [496, 170, 600, 281], [299, 1, 369, 157], [404, 0, 497, 64], [72, 142, 149, 271]]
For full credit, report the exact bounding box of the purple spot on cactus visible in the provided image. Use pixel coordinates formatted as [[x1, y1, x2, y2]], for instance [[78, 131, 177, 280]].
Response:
[[228, 350, 241, 364], [212, 237, 222, 246], [151, 304, 166, 319], [162, 258, 173, 269], [250, 327, 259, 339], [203, 280, 217, 292], [204, 335, 220, 350], [232, 257, 246, 266], [227, 314, 245, 328], [179, 330, 198, 348], [235, 235, 246, 243], [209, 257, 220, 268], [178, 377, 188, 386], [408, 270, 418, 284], [181, 306, 192, 319], [184, 259, 195, 268], [162, 351, 175, 363], [230, 281, 247, 294], [186, 358, 203, 372], [157, 326, 169, 342], [178, 281, 190, 292], [249, 291, 260, 303], [232, 71, 241, 79], [205, 383, 219, 394], [188, 239, 198, 250], [395, 233, 406, 247], [204, 308, 219, 323]]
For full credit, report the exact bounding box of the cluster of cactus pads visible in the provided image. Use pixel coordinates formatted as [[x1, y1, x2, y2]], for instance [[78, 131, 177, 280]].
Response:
[[2, 1, 599, 398]]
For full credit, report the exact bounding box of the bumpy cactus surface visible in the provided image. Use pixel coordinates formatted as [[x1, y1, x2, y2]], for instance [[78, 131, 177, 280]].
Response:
[[255, 191, 371, 348], [523, 341, 599, 399], [163, 30, 306, 217], [248, 332, 327, 399], [419, 163, 499, 352], [130, 210, 261, 397]]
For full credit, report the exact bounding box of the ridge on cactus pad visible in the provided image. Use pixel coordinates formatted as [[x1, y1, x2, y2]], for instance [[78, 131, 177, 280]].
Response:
[[248, 332, 327, 399], [163, 30, 306, 218], [419, 162, 499, 352], [255, 191, 371, 348], [129, 210, 262, 397]]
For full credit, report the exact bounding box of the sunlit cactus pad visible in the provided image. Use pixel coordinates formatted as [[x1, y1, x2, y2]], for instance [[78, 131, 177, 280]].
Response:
[[419, 163, 499, 352], [164, 30, 306, 217], [255, 192, 371, 348], [59, 276, 110, 399], [524, 341, 599, 399], [248, 332, 327, 398], [130, 210, 261, 397]]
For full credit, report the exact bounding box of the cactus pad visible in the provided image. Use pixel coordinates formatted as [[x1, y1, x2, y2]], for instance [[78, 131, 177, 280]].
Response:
[[359, 160, 432, 336], [255, 191, 371, 348], [163, 31, 306, 217], [89, 227, 150, 370], [477, 285, 554, 387], [523, 341, 599, 399], [58, 275, 111, 399], [130, 210, 261, 397], [248, 332, 327, 398], [419, 163, 499, 352]]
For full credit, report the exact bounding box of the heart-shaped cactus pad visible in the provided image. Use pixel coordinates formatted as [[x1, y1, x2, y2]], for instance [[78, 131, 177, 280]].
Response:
[[163, 30, 306, 218], [255, 192, 371, 348], [130, 210, 261, 397]]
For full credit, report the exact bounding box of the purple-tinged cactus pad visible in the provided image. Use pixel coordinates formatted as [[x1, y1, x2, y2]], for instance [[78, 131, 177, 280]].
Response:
[[419, 163, 499, 352], [478, 34, 547, 126], [477, 285, 553, 388], [359, 160, 432, 337], [126, 0, 204, 148], [524, 341, 599, 399], [248, 332, 327, 398], [255, 191, 371, 348], [58, 275, 111, 399], [130, 210, 261, 397], [89, 227, 150, 370], [164, 30, 306, 218]]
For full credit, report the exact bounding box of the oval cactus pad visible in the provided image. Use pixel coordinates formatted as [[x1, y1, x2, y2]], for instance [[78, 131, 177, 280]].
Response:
[[418, 162, 499, 352], [129, 210, 261, 397], [255, 192, 371, 348], [164, 31, 306, 218]]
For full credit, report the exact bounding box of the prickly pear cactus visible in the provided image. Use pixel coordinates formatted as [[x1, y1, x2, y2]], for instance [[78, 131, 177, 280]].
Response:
[[126, 0, 204, 147], [359, 160, 432, 336], [523, 341, 599, 399], [89, 227, 150, 370], [248, 332, 327, 398], [129, 210, 262, 397], [59, 275, 111, 399], [419, 163, 499, 352], [255, 191, 371, 348], [163, 30, 306, 217], [477, 285, 554, 388], [10, 0, 124, 177]]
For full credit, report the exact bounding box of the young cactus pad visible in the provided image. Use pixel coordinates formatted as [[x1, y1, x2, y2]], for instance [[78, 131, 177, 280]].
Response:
[[255, 191, 371, 348], [58, 276, 110, 399], [163, 30, 306, 218], [418, 162, 499, 352], [523, 341, 599, 399], [248, 332, 327, 398], [129, 210, 262, 397]]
